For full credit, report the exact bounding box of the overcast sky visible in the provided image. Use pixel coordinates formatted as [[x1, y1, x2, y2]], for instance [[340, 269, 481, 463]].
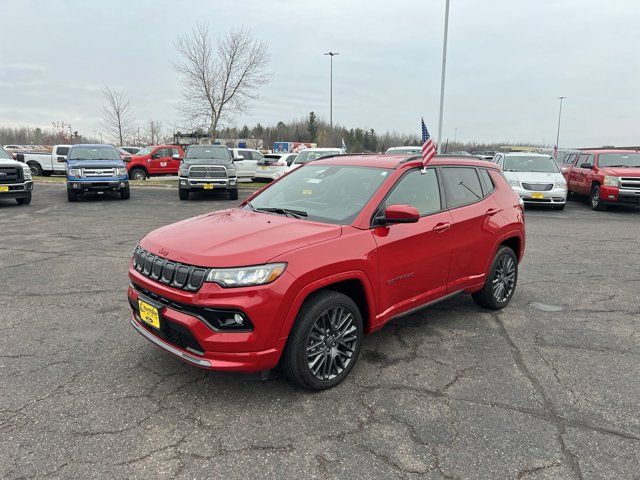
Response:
[[1, 0, 639, 147]]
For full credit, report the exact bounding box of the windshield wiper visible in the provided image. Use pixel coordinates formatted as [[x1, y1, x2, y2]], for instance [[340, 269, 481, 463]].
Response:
[[604, 164, 629, 168], [255, 207, 308, 218]]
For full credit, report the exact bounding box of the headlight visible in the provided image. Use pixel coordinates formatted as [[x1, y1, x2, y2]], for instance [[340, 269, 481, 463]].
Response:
[[68, 168, 82, 177], [22, 168, 32, 180], [603, 176, 620, 187], [555, 178, 567, 188], [116, 167, 127, 176], [227, 166, 237, 176], [178, 166, 189, 177], [508, 179, 520, 187], [206, 262, 287, 287]]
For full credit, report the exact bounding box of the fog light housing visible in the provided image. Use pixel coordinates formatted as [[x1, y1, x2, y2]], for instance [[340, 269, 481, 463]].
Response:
[[73, 183, 79, 189], [180, 179, 187, 185], [608, 195, 615, 199], [200, 309, 252, 331], [120, 182, 126, 188]]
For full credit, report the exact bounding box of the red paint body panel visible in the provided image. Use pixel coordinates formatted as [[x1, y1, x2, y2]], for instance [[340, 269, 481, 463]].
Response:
[[127, 155, 525, 373], [126, 145, 185, 177]]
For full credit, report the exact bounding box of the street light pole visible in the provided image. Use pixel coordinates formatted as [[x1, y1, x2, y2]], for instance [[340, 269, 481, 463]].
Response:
[[555, 96, 566, 156], [436, 0, 451, 153], [324, 51, 339, 142]]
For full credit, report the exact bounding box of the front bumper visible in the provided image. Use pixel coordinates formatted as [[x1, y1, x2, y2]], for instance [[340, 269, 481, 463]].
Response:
[[127, 267, 293, 373], [179, 176, 238, 190], [0, 181, 33, 198], [600, 186, 640, 205], [67, 177, 129, 191], [253, 169, 284, 180], [513, 186, 567, 206]]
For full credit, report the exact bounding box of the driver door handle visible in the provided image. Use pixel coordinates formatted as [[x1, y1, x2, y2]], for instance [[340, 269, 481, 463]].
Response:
[[432, 222, 451, 233], [485, 208, 501, 216]]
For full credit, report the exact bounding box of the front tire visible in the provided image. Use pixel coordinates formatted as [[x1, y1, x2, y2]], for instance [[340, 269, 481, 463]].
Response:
[[229, 189, 239, 200], [67, 190, 78, 202], [590, 185, 606, 211], [472, 246, 518, 310], [120, 185, 130, 199], [178, 188, 189, 201], [129, 168, 147, 181], [16, 194, 31, 205], [281, 290, 363, 390]]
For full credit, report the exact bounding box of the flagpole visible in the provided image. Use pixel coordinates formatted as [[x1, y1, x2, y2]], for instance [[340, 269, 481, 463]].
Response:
[[436, 0, 451, 154]]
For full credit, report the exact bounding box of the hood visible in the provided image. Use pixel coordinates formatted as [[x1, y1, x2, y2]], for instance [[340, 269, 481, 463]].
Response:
[[503, 171, 563, 183], [141, 208, 342, 267], [0, 158, 27, 168], [67, 159, 124, 168], [597, 166, 640, 177]]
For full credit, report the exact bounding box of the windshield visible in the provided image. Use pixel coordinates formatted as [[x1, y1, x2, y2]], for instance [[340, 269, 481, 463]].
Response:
[[248, 165, 390, 224], [135, 147, 153, 156], [294, 150, 341, 165], [185, 146, 231, 161], [504, 156, 559, 173], [598, 153, 640, 168], [0, 147, 12, 160], [68, 146, 120, 161], [386, 148, 421, 155]]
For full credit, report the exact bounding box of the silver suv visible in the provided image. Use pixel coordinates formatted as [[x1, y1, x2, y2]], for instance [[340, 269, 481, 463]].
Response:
[[178, 145, 238, 200]]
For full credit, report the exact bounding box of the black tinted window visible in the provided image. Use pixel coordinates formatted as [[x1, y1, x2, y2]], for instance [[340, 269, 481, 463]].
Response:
[[57, 147, 70, 155], [383, 169, 441, 216], [442, 167, 483, 208], [478, 169, 495, 194]]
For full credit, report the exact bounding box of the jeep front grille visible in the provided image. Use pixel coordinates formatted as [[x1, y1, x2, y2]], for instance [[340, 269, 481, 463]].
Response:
[[132, 246, 209, 292]]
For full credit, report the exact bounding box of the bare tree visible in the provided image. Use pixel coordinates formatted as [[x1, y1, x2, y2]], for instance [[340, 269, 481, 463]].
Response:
[[146, 120, 163, 145], [102, 86, 133, 146], [174, 23, 270, 135]]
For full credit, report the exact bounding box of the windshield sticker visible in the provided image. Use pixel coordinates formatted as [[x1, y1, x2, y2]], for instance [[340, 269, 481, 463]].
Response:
[[302, 189, 313, 195], [381, 171, 388, 176]]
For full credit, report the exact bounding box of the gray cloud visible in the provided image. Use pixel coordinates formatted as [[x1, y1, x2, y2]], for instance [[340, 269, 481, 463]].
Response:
[[1, 0, 639, 147]]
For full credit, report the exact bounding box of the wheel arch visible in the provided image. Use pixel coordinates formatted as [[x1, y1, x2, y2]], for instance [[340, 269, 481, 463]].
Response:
[[129, 165, 148, 176], [279, 271, 376, 340]]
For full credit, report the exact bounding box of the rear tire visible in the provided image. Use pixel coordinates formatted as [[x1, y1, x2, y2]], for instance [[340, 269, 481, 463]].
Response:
[[129, 168, 147, 181], [27, 162, 43, 176], [178, 188, 189, 201], [472, 246, 518, 310], [229, 189, 239, 200], [16, 194, 31, 205], [281, 290, 363, 390], [590, 185, 606, 211], [120, 185, 130, 199], [67, 190, 78, 202]]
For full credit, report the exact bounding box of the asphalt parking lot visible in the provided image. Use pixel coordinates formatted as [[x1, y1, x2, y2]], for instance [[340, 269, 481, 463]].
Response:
[[1, 184, 639, 479]]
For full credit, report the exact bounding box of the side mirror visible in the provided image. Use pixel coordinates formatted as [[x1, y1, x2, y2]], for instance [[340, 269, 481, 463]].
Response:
[[123, 156, 131, 163], [57, 156, 66, 163], [580, 163, 593, 169], [172, 153, 181, 160], [151, 153, 159, 159], [376, 205, 420, 225]]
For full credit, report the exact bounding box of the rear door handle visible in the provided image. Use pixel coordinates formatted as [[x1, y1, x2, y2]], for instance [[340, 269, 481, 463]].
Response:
[[485, 208, 501, 216], [432, 222, 451, 233]]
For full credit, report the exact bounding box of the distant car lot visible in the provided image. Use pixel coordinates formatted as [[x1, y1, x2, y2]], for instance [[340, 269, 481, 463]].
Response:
[[1, 183, 638, 478]]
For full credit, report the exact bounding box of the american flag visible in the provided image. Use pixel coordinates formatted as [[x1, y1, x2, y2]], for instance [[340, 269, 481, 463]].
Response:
[[421, 118, 436, 167]]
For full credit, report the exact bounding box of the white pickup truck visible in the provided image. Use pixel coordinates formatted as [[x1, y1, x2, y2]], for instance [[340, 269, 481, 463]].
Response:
[[17, 145, 71, 176], [0, 146, 33, 205]]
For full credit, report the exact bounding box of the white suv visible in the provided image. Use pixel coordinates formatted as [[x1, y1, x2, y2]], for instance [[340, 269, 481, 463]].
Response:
[[288, 148, 346, 172], [231, 148, 264, 180]]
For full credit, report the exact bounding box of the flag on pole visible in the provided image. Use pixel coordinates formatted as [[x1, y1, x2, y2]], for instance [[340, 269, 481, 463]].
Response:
[[421, 118, 437, 168]]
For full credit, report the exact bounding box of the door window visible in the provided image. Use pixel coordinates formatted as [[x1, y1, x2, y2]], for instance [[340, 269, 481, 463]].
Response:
[[382, 168, 441, 216], [154, 148, 169, 158], [238, 150, 251, 160], [576, 153, 590, 167], [56, 147, 70, 155], [441, 167, 484, 208]]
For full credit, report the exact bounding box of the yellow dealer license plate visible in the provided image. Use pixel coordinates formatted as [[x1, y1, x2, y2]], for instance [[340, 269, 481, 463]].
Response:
[[0, 186, 8, 192], [203, 183, 214, 190], [531, 192, 544, 199], [138, 299, 160, 329]]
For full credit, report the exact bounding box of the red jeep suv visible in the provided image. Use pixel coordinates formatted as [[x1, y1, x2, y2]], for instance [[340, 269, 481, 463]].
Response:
[[127, 154, 525, 390]]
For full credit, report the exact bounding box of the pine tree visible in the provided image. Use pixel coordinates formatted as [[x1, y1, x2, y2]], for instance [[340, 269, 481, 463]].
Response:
[[306, 112, 319, 142]]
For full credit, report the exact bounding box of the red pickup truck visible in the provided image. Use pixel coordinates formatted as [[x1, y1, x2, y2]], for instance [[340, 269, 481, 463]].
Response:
[[126, 145, 185, 180], [566, 149, 640, 210]]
